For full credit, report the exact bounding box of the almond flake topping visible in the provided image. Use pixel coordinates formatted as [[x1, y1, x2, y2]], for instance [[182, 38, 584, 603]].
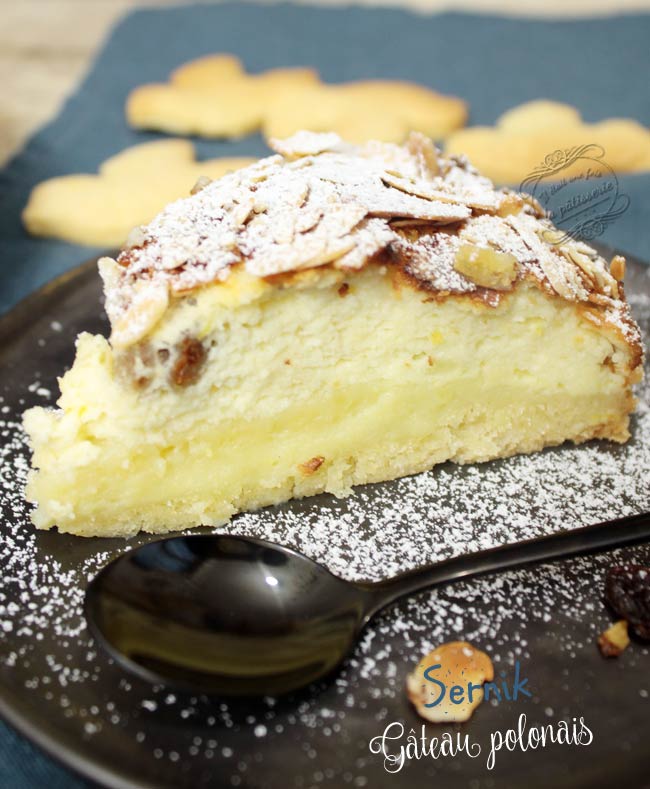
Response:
[[268, 130, 342, 158], [101, 131, 637, 348]]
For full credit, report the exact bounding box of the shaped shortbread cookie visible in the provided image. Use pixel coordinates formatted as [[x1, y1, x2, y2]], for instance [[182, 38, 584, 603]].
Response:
[[127, 55, 321, 139], [23, 139, 254, 247], [445, 100, 650, 184], [263, 79, 467, 143], [126, 54, 467, 143]]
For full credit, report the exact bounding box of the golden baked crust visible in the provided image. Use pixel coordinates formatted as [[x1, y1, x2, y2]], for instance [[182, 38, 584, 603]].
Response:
[[99, 131, 643, 382]]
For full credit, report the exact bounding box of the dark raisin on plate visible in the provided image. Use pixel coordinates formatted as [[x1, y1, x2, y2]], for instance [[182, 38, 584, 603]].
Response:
[[604, 564, 650, 640]]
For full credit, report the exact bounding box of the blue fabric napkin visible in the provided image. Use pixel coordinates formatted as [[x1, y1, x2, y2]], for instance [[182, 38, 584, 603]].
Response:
[[0, 722, 94, 787], [1, 3, 650, 317], [1, 3, 649, 786]]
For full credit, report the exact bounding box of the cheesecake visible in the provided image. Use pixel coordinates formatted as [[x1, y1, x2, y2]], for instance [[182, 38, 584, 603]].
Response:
[[24, 131, 644, 537]]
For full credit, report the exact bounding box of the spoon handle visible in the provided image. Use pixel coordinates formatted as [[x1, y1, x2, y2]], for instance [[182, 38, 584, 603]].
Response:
[[359, 511, 650, 620]]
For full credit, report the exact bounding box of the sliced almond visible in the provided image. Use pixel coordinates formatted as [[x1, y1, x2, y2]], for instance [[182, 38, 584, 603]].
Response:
[[405, 131, 440, 177], [269, 131, 342, 158], [610, 255, 626, 282], [229, 194, 255, 227], [335, 218, 395, 270], [124, 225, 148, 250], [507, 215, 587, 301], [536, 226, 619, 298], [271, 214, 296, 245], [110, 278, 169, 349], [190, 175, 213, 195], [295, 207, 323, 234], [369, 191, 469, 223], [381, 171, 463, 205]]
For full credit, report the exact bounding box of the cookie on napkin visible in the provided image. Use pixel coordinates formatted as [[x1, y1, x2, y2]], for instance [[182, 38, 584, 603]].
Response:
[[444, 100, 650, 184], [263, 79, 467, 144], [127, 54, 321, 139], [23, 139, 254, 247], [126, 54, 467, 144]]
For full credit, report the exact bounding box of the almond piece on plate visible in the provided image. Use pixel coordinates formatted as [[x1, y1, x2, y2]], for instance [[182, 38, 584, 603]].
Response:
[[598, 619, 630, 658], [406, 641, 494, 723]]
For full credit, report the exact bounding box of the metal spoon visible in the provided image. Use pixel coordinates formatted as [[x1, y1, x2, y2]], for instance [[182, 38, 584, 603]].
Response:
[[85, 512, 650, 696]]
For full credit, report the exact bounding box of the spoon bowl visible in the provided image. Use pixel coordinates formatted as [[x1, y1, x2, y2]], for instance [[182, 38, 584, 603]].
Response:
[[86, 512, 650, 696], [85, 535, 372, 696]]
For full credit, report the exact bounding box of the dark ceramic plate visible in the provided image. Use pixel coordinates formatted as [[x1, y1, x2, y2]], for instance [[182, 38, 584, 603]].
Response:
[[0, 247, 649, 789]]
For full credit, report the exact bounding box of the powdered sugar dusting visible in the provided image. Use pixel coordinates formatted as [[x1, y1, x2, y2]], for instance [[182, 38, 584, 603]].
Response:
[[0, 282, 648, 784]]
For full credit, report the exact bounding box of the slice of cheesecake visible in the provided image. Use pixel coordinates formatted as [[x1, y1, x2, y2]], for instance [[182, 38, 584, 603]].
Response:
[[24, 131, 643, 537]]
